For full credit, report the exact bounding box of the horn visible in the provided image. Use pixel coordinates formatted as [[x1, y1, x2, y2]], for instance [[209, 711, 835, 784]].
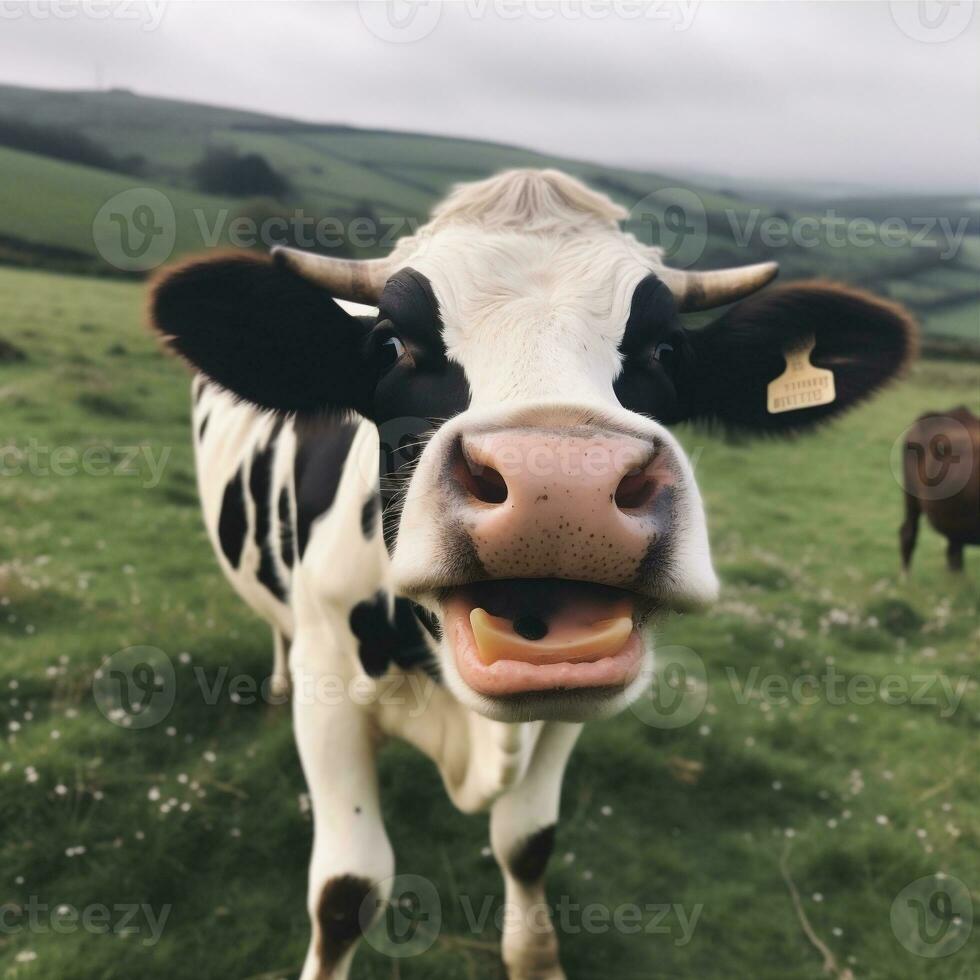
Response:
[[272, 246, 391, 305], [658, 261, 779, 313]]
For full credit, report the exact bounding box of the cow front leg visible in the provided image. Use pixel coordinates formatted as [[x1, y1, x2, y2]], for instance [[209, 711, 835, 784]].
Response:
[[899, 491, 921, 573], [946, 538, 965, 572], [292, 631, 394, 980], [270, 628, 291, 700], [490, 722, 581, 980]]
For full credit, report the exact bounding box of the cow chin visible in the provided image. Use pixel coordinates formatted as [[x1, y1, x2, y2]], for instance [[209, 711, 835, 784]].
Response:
[[441, 645, 656, 724], [427, 578, 660, 724]]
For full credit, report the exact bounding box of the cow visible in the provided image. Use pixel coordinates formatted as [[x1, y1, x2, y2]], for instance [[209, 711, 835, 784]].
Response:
[[899, 405, 979, 572], [149, 169, 916, 980]]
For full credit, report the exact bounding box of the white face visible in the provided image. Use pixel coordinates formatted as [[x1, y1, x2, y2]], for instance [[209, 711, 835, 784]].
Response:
[[416, 228, 637, 405], [379, 226, 718, 722]]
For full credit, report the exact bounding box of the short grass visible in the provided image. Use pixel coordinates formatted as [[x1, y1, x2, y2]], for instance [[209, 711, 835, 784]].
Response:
[[0, 266, 977, 980]]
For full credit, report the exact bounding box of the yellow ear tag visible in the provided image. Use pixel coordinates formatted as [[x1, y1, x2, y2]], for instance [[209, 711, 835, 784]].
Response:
[[766, 335, 836, 414]]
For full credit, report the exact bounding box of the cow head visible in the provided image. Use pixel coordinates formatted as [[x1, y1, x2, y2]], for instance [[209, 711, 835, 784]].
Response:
[[150, 170, 916, 723]]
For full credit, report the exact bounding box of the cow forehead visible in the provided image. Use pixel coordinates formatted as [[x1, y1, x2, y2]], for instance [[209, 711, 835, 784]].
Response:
[[398, 229, 655, 405], [403, 228, 652, 327]]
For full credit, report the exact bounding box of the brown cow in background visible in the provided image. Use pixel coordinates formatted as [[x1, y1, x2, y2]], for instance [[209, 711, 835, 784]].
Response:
[[900, 405, 980, 572]]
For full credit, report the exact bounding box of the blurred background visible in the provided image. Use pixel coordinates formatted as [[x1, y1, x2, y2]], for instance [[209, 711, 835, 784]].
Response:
[[0, 0, 977, 352], [0, 3, 976, 980]]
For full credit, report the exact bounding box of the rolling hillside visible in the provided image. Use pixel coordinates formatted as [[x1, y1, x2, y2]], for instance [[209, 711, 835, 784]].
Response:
[[0, 83, 976, 351]]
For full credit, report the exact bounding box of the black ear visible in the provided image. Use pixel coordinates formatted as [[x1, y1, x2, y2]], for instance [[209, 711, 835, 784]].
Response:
[[685, 281, 918, 434], [148, 251, 374, 415]]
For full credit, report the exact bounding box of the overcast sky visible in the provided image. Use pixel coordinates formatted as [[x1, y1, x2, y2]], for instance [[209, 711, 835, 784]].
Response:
[[4, 1, 977, 193]]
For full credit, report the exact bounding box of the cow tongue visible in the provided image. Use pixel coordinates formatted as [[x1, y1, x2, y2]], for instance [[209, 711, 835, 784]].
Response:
[[469, 605, 633, 666]]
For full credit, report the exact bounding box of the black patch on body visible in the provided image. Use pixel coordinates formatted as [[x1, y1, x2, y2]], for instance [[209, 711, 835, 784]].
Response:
[[198, 412, 209, 441], [509, 824, 557, 885], [360, 494, 379, 538], [412, 604, 442, 641], [316, 875, 373, 975], [293, 417, 360, 559], [277, 487, 295, 568], [249, 417, 287, 602], [348, 591, 440, 680], [218, 467, 248, 568]]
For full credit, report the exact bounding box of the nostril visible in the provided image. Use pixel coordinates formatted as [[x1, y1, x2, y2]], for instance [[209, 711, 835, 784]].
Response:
[[467, 463, 508, 504], [615, 470, 657, 511], [453, 441, 509, 505]]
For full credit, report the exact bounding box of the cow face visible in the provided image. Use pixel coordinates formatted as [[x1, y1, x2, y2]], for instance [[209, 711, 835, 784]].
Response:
[[151, 170, 916, 723]]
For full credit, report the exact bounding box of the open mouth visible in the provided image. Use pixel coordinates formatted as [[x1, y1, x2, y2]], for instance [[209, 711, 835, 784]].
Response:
[[442, 579, 649, 698]]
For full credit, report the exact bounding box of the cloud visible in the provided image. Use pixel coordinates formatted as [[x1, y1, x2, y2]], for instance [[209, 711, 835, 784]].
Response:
[[0, 0, 975, 192]]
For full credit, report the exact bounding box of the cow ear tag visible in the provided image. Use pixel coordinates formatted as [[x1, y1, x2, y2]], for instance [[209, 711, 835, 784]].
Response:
[[767, 334, 836, 414]]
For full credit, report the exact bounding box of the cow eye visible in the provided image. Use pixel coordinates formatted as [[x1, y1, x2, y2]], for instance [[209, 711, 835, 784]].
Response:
[[373, 322, 409, 375], [382, 336, 406, 361]]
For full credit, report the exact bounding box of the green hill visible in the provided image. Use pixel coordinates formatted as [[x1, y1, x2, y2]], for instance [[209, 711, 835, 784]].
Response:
[[0, 83, 975, 352], [0, 146, 239, 270]]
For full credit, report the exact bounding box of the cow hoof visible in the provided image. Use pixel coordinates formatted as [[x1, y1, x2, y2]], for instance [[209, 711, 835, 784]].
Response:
[[505, 955, 566, 980], [269, 673, 291, 703]]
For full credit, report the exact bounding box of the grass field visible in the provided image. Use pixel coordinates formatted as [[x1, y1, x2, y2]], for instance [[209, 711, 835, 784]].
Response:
[[0, 265, 977, 980]]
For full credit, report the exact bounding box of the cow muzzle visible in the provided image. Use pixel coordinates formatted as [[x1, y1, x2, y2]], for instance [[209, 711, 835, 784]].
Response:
[[451, 427, 673, 582], [391, 409, 718, 719], [438, 427, 670, 698]]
